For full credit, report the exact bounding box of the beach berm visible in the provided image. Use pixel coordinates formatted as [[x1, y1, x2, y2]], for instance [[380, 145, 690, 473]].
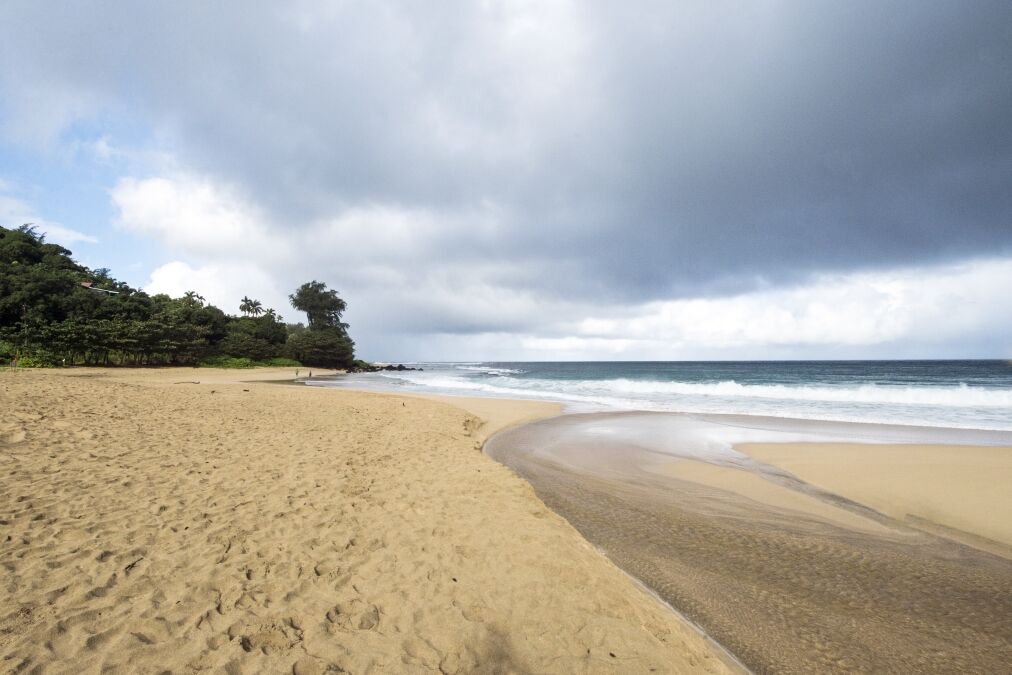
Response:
[[0, 368, 733, 674]]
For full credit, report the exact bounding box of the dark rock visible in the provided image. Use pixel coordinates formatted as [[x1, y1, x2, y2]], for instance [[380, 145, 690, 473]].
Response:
[[346, 363, 422, 373]]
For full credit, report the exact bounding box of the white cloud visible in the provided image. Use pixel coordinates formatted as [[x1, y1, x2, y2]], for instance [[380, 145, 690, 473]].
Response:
[[111, 174, 287, 260], [110, 169, 1012, 360], [113, 170, 534, 314], [522, 336, 637, 354], [35, 223, 99, 246], [89, 135, 119, 161], [112, 172, 490, 266], [568, 259, 1012, 356], [145, 260, 289, 319], [358, 256, 1012, 360], [115, 171, 525, 328], [0, 191, 97, 247]]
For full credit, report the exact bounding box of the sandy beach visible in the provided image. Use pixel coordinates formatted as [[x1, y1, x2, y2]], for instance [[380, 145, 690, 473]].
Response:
[[738, 442, 1012, 556], [0, 368, 734, 674], [487, 412, 1012, 674]]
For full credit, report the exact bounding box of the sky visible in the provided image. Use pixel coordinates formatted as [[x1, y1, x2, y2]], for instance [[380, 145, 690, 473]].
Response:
[[1, 1, 1010, 361]]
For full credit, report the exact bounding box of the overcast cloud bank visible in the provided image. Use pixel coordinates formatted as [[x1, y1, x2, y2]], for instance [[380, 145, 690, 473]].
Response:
[[1, 1, 1010, 359]]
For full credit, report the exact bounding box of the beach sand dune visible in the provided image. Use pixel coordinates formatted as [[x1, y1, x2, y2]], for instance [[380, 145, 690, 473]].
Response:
[[0, 369, 732, 674]]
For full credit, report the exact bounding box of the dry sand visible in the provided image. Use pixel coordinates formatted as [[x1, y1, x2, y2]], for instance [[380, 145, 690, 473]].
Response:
[[739, 442, 1012, 555], [0, 368, 733, 674]]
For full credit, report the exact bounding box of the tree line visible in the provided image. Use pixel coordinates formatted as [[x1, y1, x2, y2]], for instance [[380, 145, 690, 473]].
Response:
[[0, 224, 356, 368]]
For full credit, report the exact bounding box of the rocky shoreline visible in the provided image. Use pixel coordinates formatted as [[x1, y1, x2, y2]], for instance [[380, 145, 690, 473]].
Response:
[[347, 362, 423, 373]]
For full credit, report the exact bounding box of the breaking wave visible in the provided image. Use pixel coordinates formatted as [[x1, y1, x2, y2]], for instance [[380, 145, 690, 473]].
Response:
[[360, 369, 1012, 430]]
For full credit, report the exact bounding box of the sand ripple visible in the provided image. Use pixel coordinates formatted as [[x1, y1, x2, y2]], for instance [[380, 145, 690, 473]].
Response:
[[488, 415, 1012, 674]]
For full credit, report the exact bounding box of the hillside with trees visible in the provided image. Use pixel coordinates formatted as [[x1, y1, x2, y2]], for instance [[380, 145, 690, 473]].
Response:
[[0, 224, 356, 368]]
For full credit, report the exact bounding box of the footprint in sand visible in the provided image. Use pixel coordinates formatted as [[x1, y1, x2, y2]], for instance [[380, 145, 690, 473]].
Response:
[[228, 620, 300, 655], [313, 560, 340, 577], [325, 599, 380, 631]]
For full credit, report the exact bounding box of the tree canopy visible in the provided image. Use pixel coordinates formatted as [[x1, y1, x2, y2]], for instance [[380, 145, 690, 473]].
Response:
[[287, 281, 355, 367], [0, 224, 356, 368], [290, 281, 347, 330]]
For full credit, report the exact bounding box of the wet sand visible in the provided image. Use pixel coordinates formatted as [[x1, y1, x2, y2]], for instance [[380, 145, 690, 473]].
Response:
[[485, 412, 1012, 674], [0, 369, 735, 674], [740, 442, 1012, 555]]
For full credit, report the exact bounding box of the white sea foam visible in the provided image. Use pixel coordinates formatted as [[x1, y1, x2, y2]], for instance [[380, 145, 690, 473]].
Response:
[[569, 378, 1012, 408], [391, 372, 1012, 408], [454, 365, 527, 375], [356, 370, 1012, 431]]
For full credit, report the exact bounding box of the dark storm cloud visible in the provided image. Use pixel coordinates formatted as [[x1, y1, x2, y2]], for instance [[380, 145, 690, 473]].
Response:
[[583, 1, 1012, 297], [2, 0, 1010, 309]]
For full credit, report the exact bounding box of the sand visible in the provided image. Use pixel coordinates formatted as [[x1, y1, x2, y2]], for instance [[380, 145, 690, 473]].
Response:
[[658, 460, 893, 535], [739, 442, 1012, 555], [0, 368, 733, 674], [487, 412, 1012, 674]]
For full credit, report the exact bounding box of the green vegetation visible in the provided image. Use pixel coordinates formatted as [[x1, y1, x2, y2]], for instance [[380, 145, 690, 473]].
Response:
[[0, 224, 357, 368], [286, 281, 355, 369], [196, 356, 304, 369]]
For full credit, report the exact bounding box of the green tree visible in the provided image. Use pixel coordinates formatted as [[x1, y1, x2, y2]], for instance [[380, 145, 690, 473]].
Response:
[[219, 312, 287, 360], [285, 281, 355, 368], [285, 329, 354, 369], [289, 281, 347, 330], [0, 225, 359, 369], [238, 297, 263, 317], [182, 290, 205, 308]]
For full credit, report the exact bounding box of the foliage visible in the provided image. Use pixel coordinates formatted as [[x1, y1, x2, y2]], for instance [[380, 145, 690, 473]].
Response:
[[197, 355, 256, 369], [197, 355, 302, 369], [286, 280, 355, 369], [218, 315, 287, 361], [289, 281, 348, 330], [0, 224, 357, 368], [239, 296, 264, 317], [285, 327, 355, 369], [262, 357, 301, 367], [13, 352, 59, 368]]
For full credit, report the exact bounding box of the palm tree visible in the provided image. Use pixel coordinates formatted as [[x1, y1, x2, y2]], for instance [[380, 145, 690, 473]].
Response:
[[239, 296, 254, 316], [249, 299, 263, 316], [17, 223, 43, 241], [264, 308, 282, 322], [182, 291, 205, 307]]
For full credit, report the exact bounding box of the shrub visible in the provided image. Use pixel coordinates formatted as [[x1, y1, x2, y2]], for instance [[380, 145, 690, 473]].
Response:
[[197, 355, 301, 369], [197, 355, 256, 369], [12, 352, 58, 368], [261, 357, 301, 367]]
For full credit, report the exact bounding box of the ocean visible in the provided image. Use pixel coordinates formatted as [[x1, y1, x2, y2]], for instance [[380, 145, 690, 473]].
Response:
[[310, 360, 1012, 431]]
